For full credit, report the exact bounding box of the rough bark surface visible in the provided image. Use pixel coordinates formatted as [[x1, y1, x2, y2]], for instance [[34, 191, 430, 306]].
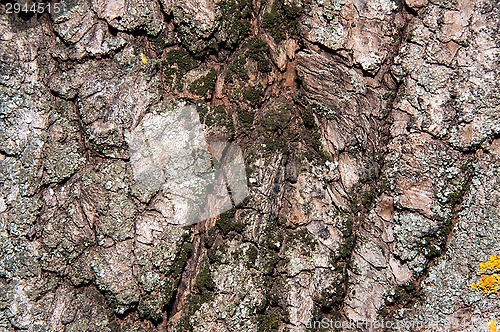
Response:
[[0, 0, 499, 331]]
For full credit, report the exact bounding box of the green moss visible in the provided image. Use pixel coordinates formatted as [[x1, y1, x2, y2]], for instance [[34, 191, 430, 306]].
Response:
[[301, 107, 316, 129], [361, 190, 375, 208], [178, 292, 214, 330], [243, 84, 265, 107], [204, 227, 217, 248], [299, 108, 332, 163], [165, 49, 197, 72], [148, 32, 172, 51], [261, 103, 290, 132], [283, 1, 305, 18], [217, 209, 245, 235], [218, 0, 253, 49], [260, 246, 280, 275], [447, 186, 466, 207], [256, 102, 292, 153], [246, 222, 290, 330], [195, 263, 215, 292], [257, 58, 272, 73], [380, 91, 395, 118], [340, 217, 353, 238], [317, 283, 346, 312], [378, 175, 391, 194], [348, 182, 379, 214], [253, 275, 290, 330], [262, 11, 284, 42], [237, 107, 255, 130], [261, 217, 282, 249], [460, 161, 474, 173], [383, 281, 418, 312], [340, 235, 355, 260], [437, 217, 453, 245], [434, 165, 472, 248], [246, 39, 272, 73], [438, 0, 457, 9], [162, 48, 198, 90], [418, 216, 452, 261], [402, 280, 416, 293], [189, 69, 217, 98], [246, 245, 258, 268], [198, 105, 235, 136], [256, 309, 285, 332], [256, 217, 283, 274], [303, 131, 331, 163], [177, 261, 216, 330], [171, 242, 193, 277], [307, 301, 344, 332], [227, 39, 271, 84], [207, 242, 227, 264], [227, 55, 249, 82], [289, 228, 317, 252], [423, 243, 441, 259], [262, 0, 303, 42]]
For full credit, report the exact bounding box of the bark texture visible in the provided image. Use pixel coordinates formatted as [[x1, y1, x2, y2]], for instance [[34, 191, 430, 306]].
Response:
[[0, 0, 499, 330]]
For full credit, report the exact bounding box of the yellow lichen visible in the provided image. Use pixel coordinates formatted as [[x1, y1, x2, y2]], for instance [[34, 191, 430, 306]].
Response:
[[480, 255, 500, 273], [489, 319, 497, 332], [471, 274, 500, 294], [140, 53, 148, 64], [471, 255, 500, 294]]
